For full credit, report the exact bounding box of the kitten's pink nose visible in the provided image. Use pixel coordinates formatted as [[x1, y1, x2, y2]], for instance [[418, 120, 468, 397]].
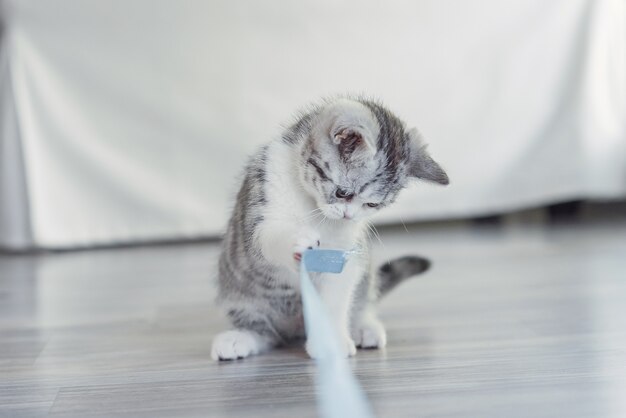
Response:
[[343, 213, 352, 220]]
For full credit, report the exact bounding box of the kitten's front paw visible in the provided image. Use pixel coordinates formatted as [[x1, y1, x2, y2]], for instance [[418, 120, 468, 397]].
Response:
[[352, 317, 387, 349], [211, 330, 263, 361], [306, 334, 356, 359], [293, 228, 321, 262]]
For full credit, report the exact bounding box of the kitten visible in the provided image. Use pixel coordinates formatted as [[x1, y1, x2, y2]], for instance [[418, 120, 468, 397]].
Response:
[[211, 97, 448, 360]]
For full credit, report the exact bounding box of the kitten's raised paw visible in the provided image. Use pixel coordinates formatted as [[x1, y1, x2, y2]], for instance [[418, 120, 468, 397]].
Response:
[[211, 330, 266, 361], [353, 318, 387, 349], [293, 228, 321, 262]]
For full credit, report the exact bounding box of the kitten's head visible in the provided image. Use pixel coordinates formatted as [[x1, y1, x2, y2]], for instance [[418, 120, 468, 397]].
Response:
[[298, 98, 449, 221]]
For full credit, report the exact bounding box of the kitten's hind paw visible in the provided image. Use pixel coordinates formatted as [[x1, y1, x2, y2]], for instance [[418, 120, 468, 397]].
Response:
[[211, 330, 270, 361]]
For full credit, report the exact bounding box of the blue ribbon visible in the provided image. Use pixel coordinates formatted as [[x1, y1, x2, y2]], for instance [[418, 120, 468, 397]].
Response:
[[300, 249, 375, 418]]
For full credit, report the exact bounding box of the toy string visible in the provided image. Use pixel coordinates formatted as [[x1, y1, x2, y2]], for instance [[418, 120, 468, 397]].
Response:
[[300, 248, 375, 418]]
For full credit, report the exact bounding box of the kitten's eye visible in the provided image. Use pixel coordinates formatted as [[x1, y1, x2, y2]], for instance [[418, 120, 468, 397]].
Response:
[[366, 203, 380, 208]]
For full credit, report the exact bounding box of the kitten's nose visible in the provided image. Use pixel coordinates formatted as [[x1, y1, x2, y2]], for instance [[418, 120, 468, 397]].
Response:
[[335, 188, 355, 201]]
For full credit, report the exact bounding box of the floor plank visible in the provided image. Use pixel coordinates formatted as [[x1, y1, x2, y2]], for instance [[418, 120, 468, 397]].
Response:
[[1, 218, 625, 417]]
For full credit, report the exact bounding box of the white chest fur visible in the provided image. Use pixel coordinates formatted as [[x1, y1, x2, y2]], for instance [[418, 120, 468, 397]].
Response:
[[262, 141, 366, 250]]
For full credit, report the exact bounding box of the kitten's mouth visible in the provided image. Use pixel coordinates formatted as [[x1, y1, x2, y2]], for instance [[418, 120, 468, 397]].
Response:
[[320, 205, 355, 221]]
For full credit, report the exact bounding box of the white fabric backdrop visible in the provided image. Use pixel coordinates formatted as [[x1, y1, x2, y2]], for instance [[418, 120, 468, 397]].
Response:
[[0, 0, 625, 249]]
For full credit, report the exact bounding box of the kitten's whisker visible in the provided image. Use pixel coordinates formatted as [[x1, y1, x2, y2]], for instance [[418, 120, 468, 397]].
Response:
[[299, 207, 325, 222], [302, 207, 324, 218], [370, 223, 384, 246], [399, 216, 410, 234], [372, 225, 390, 263], [315, 212, 329, 229], [365, 223, 378, 245], [366, 221, 382, 244], [367, 221, 391, 266], [300, 212, 323, 222], [364, 224, 374, 243]]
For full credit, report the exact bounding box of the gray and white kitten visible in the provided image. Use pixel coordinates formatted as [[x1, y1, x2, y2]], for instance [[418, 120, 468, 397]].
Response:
[[212, 97, 448, 360]]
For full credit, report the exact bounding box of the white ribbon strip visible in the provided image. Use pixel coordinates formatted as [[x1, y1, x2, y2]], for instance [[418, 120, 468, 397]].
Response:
[[300, 249, 375, 418]]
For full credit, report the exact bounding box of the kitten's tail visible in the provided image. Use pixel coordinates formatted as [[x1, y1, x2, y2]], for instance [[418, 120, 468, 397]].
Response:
[[377, 256, 431, 298]]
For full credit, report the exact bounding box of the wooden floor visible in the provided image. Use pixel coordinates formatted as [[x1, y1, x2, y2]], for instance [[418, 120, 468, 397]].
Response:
[[1, 215, 625, 417]]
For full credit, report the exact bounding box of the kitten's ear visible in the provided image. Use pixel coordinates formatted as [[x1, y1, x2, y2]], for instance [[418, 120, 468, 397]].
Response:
[[407, 128, 449, 185], [323, 100, 377, 160], [331, 126, 373, 159]]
